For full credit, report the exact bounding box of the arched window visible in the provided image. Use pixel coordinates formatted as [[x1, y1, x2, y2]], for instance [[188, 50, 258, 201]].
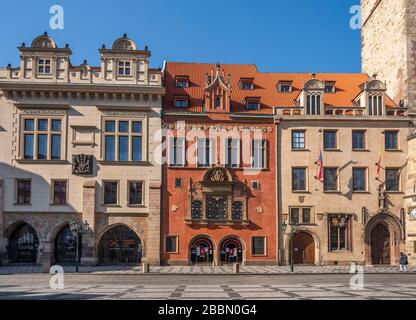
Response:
[[306, 94, 321, 115], [368, 94, 384, 116]]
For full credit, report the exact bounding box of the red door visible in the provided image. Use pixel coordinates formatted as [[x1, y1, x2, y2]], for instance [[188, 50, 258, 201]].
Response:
[[293, 232, 315, 265]]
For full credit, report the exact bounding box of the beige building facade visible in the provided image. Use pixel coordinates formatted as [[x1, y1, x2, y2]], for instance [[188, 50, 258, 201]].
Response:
[[0, 33, 164, 266]]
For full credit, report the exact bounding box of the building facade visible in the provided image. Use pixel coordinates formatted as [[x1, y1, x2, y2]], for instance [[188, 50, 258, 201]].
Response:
[[0, 33, 164, 266]]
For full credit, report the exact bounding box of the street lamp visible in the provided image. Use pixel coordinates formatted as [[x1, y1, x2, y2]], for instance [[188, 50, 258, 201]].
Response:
[[282, 219, 298, 272], [68, 219, 90, 273]]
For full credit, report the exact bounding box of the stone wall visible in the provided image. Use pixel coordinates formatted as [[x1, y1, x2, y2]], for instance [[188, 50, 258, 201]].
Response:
[[146, 181, 161, 265]]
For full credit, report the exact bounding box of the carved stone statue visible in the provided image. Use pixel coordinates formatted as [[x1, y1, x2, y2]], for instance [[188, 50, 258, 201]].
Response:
[[210, 168, 226, 182], [72, 154, 93, 175], [378, 183, 387, 212]]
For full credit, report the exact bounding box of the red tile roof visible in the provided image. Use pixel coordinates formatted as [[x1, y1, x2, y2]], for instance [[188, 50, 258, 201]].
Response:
[[164, 62, 395, 114]]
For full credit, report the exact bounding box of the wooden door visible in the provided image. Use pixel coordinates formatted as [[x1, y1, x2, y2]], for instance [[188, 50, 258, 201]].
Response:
[[293, 232, 315, 265], [371, 224, 391, 265]]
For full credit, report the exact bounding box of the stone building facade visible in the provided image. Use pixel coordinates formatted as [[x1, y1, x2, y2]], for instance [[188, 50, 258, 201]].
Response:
[[0, 33, 164, 266], [362, 0, 416, 265]]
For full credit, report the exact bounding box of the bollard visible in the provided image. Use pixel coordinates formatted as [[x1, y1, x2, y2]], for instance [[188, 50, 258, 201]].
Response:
[[233, 263, 240, 274], [42, 261, 51, 273], [142, 262, 149, 273]]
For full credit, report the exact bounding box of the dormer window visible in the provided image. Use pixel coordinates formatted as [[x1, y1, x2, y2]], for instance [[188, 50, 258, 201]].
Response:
[[306, 94, 321, 115], [278, 81, 293, 93], [175, 76, 189, 88], [240, 78, 254, 90], [174, 96, 189, 108], [368, 94, 383, 116], [118, 61, 131, 76], [245, 98, 260, 111], [324, 82, 336, 93], [37, 58, 51, 74]]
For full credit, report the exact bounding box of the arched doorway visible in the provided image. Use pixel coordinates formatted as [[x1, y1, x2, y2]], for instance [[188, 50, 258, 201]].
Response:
[[371, 224, 391, 265], [219, 237, 243, 265], [292, 232, 315, 265], [8, 223, 39, 263], [189, 237, 214, 265], [98, 225, 142, 265], [54, 225, 80, 264]]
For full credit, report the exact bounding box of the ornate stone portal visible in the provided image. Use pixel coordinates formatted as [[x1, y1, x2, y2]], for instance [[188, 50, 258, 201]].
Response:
[[187, 167, 248, 225]]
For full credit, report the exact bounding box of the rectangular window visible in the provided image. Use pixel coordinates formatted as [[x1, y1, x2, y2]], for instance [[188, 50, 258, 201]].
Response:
[[16, 180, 31, 204], [323, 130, 337, 150], [279, 84, 292, 92], [292, 168, 306, 191], [245, 99, 260, 110], [197, 139, 215, 167], [386, 168, 400, 192], [353, 168, 367, 192], [306, 94, 321, 115], [324, 85, 335, 93], [53, 180, 67, 205], [292, 131, 305, 150], [352, 130, 366, 150], [175, 77, 189, 88], [103, 181, 118, 205], [37, 58, 51, 74], [290, 207, 312, 225], [21, 118, 62, 161], [104, 119, 143, 162], [329, 215, 352, 251], [169, 137, 185, 167], [240, 79, 254, 90], [225, 139, 239, 168], [324, 168, 338, 191], [128, 181, 143, 205], [290, 208, 300, 224], [175, 178, 183, 188], [252, 237, 266, 256], [165, 236, 178, 253], [385, 131, 398, 150], [252, 139, 266, 169], [174, 98, 189, 108], [118, 61, 131, 76]]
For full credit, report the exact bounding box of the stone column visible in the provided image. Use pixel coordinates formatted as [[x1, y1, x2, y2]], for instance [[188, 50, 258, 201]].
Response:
[[146, 180, 161, 266], [0, 180, 7, 265], [81, 180, 97, 265]]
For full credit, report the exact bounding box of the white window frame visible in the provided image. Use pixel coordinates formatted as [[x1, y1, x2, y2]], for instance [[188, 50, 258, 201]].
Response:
[[168, 137, 185, 167]]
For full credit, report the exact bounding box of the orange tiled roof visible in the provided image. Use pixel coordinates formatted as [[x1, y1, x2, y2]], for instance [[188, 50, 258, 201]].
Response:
[[163, 62, 395, 114]]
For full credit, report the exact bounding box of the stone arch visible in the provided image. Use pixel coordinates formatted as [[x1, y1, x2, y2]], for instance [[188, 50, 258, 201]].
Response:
[[6, 221, 40, 264], [364, 213, 403, 265], [304, 79, 325, 91], [284, 228, 321, 266], [112, 34, 137, 50], [31, 33, 57, 49], [218, 235, 246, 265], [203, 167, 233, 183], [188, 234, 216, 265]]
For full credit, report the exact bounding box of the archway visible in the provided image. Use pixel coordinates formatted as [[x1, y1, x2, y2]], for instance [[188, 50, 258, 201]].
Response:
[[371, 224, 391, 265], [98, 225, 142, 265], [54, 225, 80, 264], [8, 223, 39, 263], [292, 232, 315, 265], [219, 237, 243, 265], [189, 236, 214, 265]]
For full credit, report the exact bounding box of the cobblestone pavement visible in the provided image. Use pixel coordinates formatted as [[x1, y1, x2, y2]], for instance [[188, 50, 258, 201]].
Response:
[[0, 265, 414, 275], [1, 282, 416, 300]]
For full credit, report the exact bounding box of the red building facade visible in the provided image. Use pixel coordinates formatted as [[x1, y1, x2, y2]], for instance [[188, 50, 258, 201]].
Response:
[[161, 62, 277, 265]]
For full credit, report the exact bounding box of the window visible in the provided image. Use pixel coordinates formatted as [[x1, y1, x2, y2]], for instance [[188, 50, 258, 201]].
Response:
[[323, 130, 337, 150], [175, 178, 183, 188], [385, 131, 398, 150], [252, 139, 266, 169], [352, 130, 366, 150], [290, 207, 312, 225], [128, 181, 143, 205], [324, 83, 335, 93], [252, 181, 260, 191], [197, 139, 215, 167], [329, 214, 352, 251], [22, 118, 62, 160], [174, 98, 189, 108], [118, 61, 131, 76], [240, 79, 254, 90], [368, 95, 383, 116], [103, 119, 142, 161], [225, 139, 239, 168], [292, 131, 305, 150], [169, 137, 185, 167], [245, 99, 260, 111], [251, 237, 266, 256], [52, 180, 67, 205], [16, 180, 31, 204], [386, 168, 400, 192], [103, 181, 118, 205], [292, 168, 306, 191], [206, 195, 227, 220], [175, 76, 189, 88], [353, 168, 367, 192], [324, 168, 338, 191], [165, 236, 178, 253], [278, 81, 292, 92], [306, 94, 321, 115], [37, 58, 51, 74]]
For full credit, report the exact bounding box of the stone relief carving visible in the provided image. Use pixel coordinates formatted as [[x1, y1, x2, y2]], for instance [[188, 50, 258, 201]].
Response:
[[72, 154, 93, 175]]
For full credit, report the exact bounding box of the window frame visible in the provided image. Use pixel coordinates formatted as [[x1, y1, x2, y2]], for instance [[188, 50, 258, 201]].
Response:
[[251, 139, 267, 169], [117, 60, 132, 77], [352, 130, 367, 151], [168, 137, 185, 167], [245, 98, 261, 111], [352, 167, 368, 192], [328, 214, 352, 252], [164, 235, 179, 254], [37, 58, 52, 75], [289, 207, 314, 225], [15, 179, 31, 205], [277, 81, 293, 93], [51, 179, 68, 205], [323, 130, 338, 151], [291, 130, 306, 150], [385, 130, 399, 151], [292, 167, 307, 192], [225, 138, 240, 168], [251, 236, 267, 256], [175, 76, 189, 88], [127, 180, 144, 206], [323, 167, 339, 192], [385, 168, 401, 192], [103, 180, 120, 206], [240, 78, 254, 90], [197, 138, 216, 168]]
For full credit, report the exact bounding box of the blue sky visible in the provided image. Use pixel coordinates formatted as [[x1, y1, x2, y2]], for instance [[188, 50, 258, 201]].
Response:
[[0, 0, 361, 73]]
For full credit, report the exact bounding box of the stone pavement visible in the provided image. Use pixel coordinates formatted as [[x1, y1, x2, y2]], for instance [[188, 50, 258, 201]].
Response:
[[1, 283, 416, 300], [0, 265, 414, 275]]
